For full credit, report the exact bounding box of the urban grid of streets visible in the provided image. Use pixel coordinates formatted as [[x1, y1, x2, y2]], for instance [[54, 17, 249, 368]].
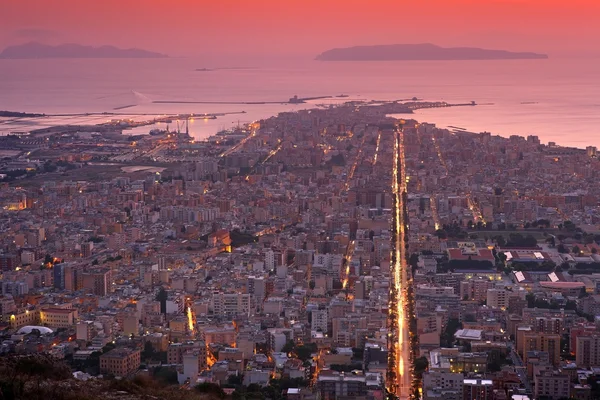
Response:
[[223, 116, 417, 398], [6, 98, 600, 400]]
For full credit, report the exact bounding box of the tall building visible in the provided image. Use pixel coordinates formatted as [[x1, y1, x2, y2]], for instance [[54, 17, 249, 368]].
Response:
[[570, 323, 597, 356], [486, 288, 509, 309], [178, 350, 203, 385], [332, 316, 367, 347], [123, 314, 138, 336], [265, 250, 275, 271], [81, 241, 94, 258], [2, 281, 29, 297], [311, 309, 328, 333], [168, 341, 207, 371], [248, 276, 266, 308], [76, 321, 93, 341], [522, 332, 561, 367], [82, 268, 111, 296], [53, 263, 66, 290], [211, 292, 251, 317], [533, 369, 570, 400], [0, 254, 18, 272], [534, 316, 562, 335], [576, 335, 600, 368], [462, 379, 493, 400], [65, 265, 83, 291], [460, 278, 494, 303]]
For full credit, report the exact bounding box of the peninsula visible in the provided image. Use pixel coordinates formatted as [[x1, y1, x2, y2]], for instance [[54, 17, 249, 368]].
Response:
[[0, 42, 168, 59], [316, 43, 548, 61]]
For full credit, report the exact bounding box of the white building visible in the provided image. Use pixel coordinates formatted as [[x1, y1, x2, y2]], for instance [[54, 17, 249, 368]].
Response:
[[211, 292, 251, 317], [248, 276, 266, 308], [423, 370, 463, 394], [178, 350, 201, 385], [243, 369, 270, 386], [311, 309, 328, 333], [265, 250, 275, 271]]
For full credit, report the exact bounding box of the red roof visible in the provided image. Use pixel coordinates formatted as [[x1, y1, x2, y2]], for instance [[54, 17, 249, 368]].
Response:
[[447, 248, 495, 262], [540, 281, 585, 289]]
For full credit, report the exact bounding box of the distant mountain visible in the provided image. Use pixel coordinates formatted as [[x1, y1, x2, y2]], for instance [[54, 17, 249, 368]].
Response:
[[316, 43, 548, 61], [0, 42, 168, 59]]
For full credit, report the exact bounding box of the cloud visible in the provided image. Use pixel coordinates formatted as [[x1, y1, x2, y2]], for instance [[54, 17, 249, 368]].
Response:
[[13, 28, 61, 41]]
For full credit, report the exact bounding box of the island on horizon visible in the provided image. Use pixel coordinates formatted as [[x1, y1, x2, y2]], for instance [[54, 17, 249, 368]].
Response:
[[0, 42, 168, 59], [316, 43, 548, 61]]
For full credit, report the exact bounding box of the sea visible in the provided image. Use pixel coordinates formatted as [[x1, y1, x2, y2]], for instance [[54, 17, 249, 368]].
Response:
[[0, 56, 599, 148]]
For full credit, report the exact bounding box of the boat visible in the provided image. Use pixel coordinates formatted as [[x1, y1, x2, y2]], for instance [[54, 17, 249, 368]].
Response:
[[149, 129, 166, 136]]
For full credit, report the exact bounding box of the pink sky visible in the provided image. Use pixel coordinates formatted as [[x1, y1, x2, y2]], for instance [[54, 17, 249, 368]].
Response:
[[2, 0, 599, 58]]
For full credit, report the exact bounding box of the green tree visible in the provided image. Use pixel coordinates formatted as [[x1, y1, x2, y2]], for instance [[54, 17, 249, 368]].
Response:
[[414, 356, 429, 378], [281, 340, 295, 354], [142, 341, 155, 360], [498, 252, 508, 264], [441, 318, 462, 347], [295, 343, 317, 362]]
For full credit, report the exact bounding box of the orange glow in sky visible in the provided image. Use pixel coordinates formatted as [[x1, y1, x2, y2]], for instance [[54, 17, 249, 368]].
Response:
[[1, 0, 599, 58]]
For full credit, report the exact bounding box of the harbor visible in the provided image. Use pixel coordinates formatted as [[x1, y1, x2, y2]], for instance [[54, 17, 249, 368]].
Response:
[[0, 98, 479, 140]]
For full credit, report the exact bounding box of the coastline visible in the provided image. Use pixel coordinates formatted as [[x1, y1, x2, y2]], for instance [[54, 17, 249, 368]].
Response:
[[3, 99, 595, 151], [1, 57, 598, 148]]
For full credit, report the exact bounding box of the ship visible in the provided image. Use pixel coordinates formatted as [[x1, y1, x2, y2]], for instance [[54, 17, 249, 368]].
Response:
[[149, 129, 166, 136]]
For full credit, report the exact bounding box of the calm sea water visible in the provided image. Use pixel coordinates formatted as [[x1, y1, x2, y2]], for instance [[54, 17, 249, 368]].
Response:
[[0, 57, 598, 148]]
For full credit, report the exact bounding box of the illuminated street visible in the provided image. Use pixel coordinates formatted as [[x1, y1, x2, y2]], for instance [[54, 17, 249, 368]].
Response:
[[373, 129, 382, 164], [219, 123, 258, 157], [341, 240, 355, 290], [388, 123, 411, 399]]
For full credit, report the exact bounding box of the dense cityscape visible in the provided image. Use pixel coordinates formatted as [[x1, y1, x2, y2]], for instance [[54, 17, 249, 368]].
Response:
[[1, 100, 600, 400]]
